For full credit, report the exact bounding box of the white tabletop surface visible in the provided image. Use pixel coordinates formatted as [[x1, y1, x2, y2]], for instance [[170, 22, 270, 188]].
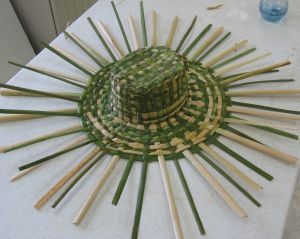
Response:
[[1, 0, 300, 238]]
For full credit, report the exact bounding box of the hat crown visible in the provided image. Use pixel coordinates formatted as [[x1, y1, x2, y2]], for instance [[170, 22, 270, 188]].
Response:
[[110, 46, 189, 123]]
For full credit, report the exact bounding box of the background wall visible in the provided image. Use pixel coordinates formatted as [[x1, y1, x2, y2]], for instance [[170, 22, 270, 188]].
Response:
[[50, 0, 97, 33], [11, 0, 57, 53], [0, 0, 97, 83], [11, 0, 97, 53], [0, 0, 35, 83]]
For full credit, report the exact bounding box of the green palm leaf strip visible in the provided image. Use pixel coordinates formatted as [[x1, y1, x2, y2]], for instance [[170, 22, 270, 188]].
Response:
[[212, 140, 273, 180], [174, 159, 205, 235], [197, 32, 231, 61], [9, 61, 86, 89], [0, 108, 79, 117], [111, 1, 132, 53], [230, 115, 298, 140], [51, 152, 106, 208], [175, 15, 197, 52], [220, 72, 244, 80], [63, 30, 104, 67], [0, 83, 81, 103], [68, 32, 110, 65], [220, 69, 279, 81], [227, 79, 294, 89], [182, 24, 212, 56], [196, 150, 261, 207], [253, 125, 298, 140], [140, 1, 148, 47], [222, 124, 265, 145], [221, 61, 291, 85], [87, 17, 117, 62], [19, 139, 95, 171], [41, 42, 94, 76], [212, 48, 256, 69], [112, 156, 135, 205], [131, 158, 148, 239], [2, 127, 87, 153], [231, 101, 300, 115]]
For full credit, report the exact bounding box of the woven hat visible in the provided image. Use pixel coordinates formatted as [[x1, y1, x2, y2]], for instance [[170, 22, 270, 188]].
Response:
[[81, 46, 222, 160], [1, 1, 299, 238]]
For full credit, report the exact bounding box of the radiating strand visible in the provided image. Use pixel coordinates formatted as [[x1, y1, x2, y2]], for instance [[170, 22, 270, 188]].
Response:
[[52, 45, 98, 73], [87, 17, 117, 62], [73, 155, 120, 225], [173, 159, 205, 235], [0, 108, 79, 117], [128, 15, 140, 50], [140, 1, 148, 47], [0, 114, 49, 122], [41, 42, 94, 76], [216, 128, 297, 164], [112, 156, 135, 205], [182, 24, 212, 56], [165, 16, 179, 48], [51, 152, 106, 208], [183, 150, 247, 218], [63, 30, 104, 67], [228, 115, 298, 140], [10, 164, 43, 182], [222, 124, 265, 145], [131, 158, 148, 239], [151, 11, 157, 46], [197, 32, 231, 62], [212, 47, 256, 70], [227, 106, 300, 121], [0, 123, 86, 153], [230, 101, 300, 115], [0, 88, 81, 98], [176, 15, 197, 52], [226, 89, 300, 97], [9, 61, 86, 88], [227, 79, 294, 89], [69, 32, 110, 65], [204, 40, 250, 67], [224, 117, 297, 130], [34, 148, 102, 209], [215, 52, 271, 76], [212, 139, 273, 180], [221, 61, 291, 85], [220, 69, 278, 81], [0, 83, 81, 103], [158, 155, 184, 239], [97, 21, 125, 58], [196, 150, 261, 207], [111, 1, 132, 52], [190, 26, 224, 61], [12, 137, 89, 182], [199, 143, 262, 191], [19, 138, 96, 171]]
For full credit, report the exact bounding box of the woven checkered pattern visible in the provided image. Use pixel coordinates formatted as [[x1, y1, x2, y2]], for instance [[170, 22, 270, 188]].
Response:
[[109, 47, 188, 123], [80, 47, 226, 161]]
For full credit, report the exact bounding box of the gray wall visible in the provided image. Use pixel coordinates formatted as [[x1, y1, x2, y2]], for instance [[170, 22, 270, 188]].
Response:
[[11, 0, 57, 53], [0, 0, 35, 83], [11, 0, 97, 53]]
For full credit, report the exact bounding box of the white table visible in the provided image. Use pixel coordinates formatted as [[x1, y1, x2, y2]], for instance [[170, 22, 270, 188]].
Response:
[[1, 0, 300, 238]]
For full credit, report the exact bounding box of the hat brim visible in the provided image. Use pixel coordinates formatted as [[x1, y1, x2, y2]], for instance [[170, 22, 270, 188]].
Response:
[[80, 60, 228, 162]]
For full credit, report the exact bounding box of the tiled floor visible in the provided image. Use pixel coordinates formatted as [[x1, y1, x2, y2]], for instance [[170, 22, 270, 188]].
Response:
[[284, 174, 300, 239]]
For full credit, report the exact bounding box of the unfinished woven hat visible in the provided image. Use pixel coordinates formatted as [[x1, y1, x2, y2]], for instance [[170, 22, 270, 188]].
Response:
[[1, 1, 299, 238], [82, 46, 217, 159]]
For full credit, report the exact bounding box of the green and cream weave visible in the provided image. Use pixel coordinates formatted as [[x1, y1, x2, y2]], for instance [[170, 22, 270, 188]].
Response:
[[81, 46, 227, 161]]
